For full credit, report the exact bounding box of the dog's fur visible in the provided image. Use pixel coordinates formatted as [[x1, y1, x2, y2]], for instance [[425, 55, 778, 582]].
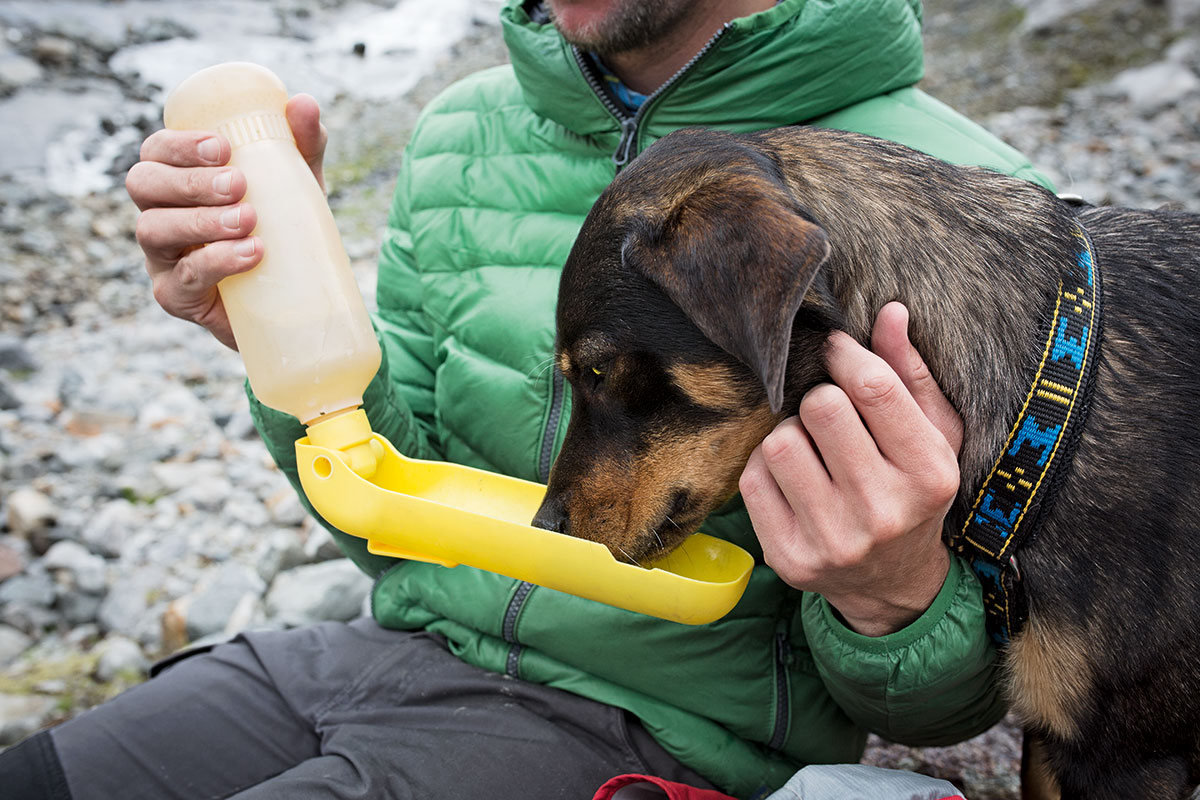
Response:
[[530, 126, 1200, 799]]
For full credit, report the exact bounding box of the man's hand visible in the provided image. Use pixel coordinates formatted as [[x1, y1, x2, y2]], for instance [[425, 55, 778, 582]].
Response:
[[126, 94, 328, 350], [739, 302, 964, 637]]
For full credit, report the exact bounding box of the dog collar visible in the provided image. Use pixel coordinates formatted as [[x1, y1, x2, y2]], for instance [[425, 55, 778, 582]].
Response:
[[954, 219, 1103, 647]]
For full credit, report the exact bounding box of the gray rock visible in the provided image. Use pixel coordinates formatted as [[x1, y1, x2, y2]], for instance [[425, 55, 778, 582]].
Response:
[[0, 603, 60, 636], [96, 564, 166, 640], [265, 559, 371, 627], [57, 591, 103, 626], [221, 592, 266, 637], [108, 463, 167, 505], [1014, 0, 1105, 32], [1170, 0, 1200, 28], [0, 624, 32, 666], [80, 498, 142, 558], [265, 490, 310, 528], [0, 569, 55, 608], [1110, 60, 1200, 114], [42, 540, 108, 594], [150, 460, 226, 494], [0, 693, 56, 746], [254, 527, 308, 583], [222, 407, 259, 441], [0, 378, 19, 410], [222, 493, 270, 529], [64, 624, 100, 649], [183, 563, 266, 641], [175, 472, 232, 510], [1166, 36, 1200, 67], [32, 35, 75, 66], [0, 51, 42, 91], [0, 334, 36, 371], [128, 17, 197, 46], [303, 525, 345, 563], [55, 431, 125, 472], [0, 538, 26, 582], [93, 635, 149, 682]]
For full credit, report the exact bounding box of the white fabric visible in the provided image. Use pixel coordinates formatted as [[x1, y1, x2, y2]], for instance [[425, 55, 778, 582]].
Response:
[[766, 764, 965, 800]]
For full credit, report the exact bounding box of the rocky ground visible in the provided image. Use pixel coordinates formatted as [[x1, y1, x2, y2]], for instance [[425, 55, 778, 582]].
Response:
[[0, 1, 1196, 797]]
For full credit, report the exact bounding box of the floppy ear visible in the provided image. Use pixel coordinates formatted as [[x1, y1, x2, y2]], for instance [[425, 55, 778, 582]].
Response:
[[623, 176, 830, 413]]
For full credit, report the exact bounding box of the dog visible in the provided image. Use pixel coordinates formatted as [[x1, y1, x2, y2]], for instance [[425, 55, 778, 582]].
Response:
[[530, 125, 1200, 799]]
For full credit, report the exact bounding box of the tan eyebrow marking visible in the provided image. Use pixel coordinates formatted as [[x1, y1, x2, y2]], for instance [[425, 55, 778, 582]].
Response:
[[561, 334, 616, 378], [668, 363, 750, 410]]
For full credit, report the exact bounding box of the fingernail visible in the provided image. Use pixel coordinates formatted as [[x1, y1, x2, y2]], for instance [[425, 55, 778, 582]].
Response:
[[221, 206, 242, 229], [197, 137, 220, 163], [235, 238, 256, 257], [212, 170, 233, 196]]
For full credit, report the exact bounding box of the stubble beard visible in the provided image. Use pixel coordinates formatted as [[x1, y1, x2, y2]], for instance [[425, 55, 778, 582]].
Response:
[[548, 0, 698, 55]]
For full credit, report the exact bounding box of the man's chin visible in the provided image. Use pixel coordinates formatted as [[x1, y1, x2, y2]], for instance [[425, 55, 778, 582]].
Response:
[[543, 0, 613, 47], [544, 0, 685, 55]]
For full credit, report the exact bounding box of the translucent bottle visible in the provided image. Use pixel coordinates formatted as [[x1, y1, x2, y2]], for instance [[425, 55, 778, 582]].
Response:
[[164, 62, 381, 475]]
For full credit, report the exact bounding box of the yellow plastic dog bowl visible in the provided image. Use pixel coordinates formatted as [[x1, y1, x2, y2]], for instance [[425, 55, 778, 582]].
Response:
[[295, 418, 753, 625]]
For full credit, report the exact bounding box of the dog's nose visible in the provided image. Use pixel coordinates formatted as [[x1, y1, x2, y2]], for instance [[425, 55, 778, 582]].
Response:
[[531, 496, 569, 535]]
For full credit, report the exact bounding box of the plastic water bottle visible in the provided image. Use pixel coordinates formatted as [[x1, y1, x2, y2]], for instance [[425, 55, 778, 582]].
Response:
[[164, 62, 382, 475], [163, 62, 381, 428]]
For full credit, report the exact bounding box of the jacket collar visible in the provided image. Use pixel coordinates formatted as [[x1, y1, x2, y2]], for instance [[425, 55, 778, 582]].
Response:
[[500, 0, 925, 146]]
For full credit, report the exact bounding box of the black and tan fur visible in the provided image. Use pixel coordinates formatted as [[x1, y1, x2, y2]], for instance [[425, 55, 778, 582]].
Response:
[[530, 126, 1200, 799]]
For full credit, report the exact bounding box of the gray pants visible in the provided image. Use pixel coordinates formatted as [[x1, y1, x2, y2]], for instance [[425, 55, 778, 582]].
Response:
[[45, 618, 712, 800]]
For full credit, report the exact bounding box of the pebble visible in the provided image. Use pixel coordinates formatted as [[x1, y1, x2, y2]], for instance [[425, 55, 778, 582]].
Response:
[[180, 562, 266, 642], [93, 635, 149, 682], [1172, 0, 1200, 27], [264, 560, 373, 628], [32, 35, 75, 66], [79, 498, 143, 558], [0, 624, 33, 666], [42, 540, 107, 594], [1109, 60, 1200, 113], [0, 539, 27, 582], [4, 487, 57, 541], [0, 693, 56, 746], [1014, 0, 1106, 32], [0, 380, 19, 411], [0, 569, 55, 609], [0, 52, 42, 91]]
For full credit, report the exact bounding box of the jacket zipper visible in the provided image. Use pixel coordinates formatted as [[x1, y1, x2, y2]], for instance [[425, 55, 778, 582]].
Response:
[[571, 23, 731, 170], [502, 580, 535, 676], [502, 26, 736, 676], [538, 368, 565, 481], [768, 631, 792, 751], [502, 366, 567, 678]]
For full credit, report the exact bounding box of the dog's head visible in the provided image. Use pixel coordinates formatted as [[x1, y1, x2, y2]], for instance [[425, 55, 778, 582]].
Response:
[[531, 128, 837, 563]]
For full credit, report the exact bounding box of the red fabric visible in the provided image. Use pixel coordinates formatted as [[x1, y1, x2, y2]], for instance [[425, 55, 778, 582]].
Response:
[[592, 774, 739, 800]]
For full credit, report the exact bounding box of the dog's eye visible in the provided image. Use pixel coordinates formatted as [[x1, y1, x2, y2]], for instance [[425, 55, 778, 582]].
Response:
[[586, 364, 608, 390]]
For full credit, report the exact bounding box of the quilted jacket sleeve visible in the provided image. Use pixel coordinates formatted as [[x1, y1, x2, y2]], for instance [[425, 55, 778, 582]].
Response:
[[800, 553, 1007, 745]]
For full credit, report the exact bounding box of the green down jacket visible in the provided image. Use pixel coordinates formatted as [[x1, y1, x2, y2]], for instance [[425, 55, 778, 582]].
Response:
[[249, 1, 1052, 796]]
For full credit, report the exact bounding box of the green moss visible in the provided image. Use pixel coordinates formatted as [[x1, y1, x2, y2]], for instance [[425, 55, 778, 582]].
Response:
[[0, 650, 143, 723], [921, 0, 1180, 117], [1024, 2, 1179, 93], [119, 486, 164, 505]]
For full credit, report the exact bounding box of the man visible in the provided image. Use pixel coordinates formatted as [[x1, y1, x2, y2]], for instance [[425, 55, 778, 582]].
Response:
[[3, 1, 1051, 798]]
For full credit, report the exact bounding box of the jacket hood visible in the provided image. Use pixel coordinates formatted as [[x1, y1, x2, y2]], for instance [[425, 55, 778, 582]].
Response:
[[501, 0, 925, 143]]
